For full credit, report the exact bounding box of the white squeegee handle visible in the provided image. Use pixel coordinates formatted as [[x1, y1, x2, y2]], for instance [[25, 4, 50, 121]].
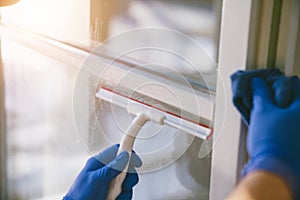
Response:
[[106, 113, 149, 200]]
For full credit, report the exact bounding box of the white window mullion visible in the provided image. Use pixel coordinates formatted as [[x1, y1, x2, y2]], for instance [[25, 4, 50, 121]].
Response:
[[209, 0, 252, 199]]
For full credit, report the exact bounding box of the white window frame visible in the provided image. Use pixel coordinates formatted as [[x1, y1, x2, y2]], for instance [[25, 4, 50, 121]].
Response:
[[209, 0, 252, 199], [210, 0, 300, 199]]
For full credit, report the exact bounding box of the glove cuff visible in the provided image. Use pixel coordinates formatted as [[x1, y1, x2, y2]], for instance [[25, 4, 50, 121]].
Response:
[[242, 156, 299, 198]]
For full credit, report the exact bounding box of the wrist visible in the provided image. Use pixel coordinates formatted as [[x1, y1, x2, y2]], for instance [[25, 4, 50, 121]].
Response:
[[242, 156, 299, 198], [227, 171, 293, 200]]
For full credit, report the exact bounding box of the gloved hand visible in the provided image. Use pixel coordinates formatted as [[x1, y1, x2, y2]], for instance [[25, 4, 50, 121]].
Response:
[[63, 144, 142, 200], [231, 69, 294, 124], [242, 77, 300, 198]]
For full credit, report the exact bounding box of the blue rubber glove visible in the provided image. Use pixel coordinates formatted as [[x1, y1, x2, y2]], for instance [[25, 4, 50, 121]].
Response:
[[63, 144, 142, 200], [231, 69, 294, 124], [242, 77, 300, 198]]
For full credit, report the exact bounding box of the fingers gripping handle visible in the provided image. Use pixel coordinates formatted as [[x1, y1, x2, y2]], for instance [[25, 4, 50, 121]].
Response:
[[106, 113, 149, 200]]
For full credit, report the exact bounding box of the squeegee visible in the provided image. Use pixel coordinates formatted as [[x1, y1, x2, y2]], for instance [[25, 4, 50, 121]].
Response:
[[96, 84, 213, 199]]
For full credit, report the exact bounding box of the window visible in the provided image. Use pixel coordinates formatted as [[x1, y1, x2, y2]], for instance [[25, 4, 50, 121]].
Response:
[[4, 0, 297, 199], [0, 0, 225, 199]]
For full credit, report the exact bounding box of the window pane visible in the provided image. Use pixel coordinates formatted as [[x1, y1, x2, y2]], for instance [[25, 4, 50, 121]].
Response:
[[1, 0, 220, 199], [1, 0, 220, 91], [90, 0, 219, 91], [2, 39, 88, 199]]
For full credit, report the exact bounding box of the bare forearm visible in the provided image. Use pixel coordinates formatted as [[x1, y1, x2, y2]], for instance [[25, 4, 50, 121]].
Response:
[[226, 171, 293, 200]]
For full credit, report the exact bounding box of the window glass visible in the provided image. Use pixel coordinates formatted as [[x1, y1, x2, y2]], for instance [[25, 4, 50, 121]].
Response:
[[1, 0, 220, 199], [2, 39, 86, 199], [1, 0, 219, 90], [90, 0, 219, 91]]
